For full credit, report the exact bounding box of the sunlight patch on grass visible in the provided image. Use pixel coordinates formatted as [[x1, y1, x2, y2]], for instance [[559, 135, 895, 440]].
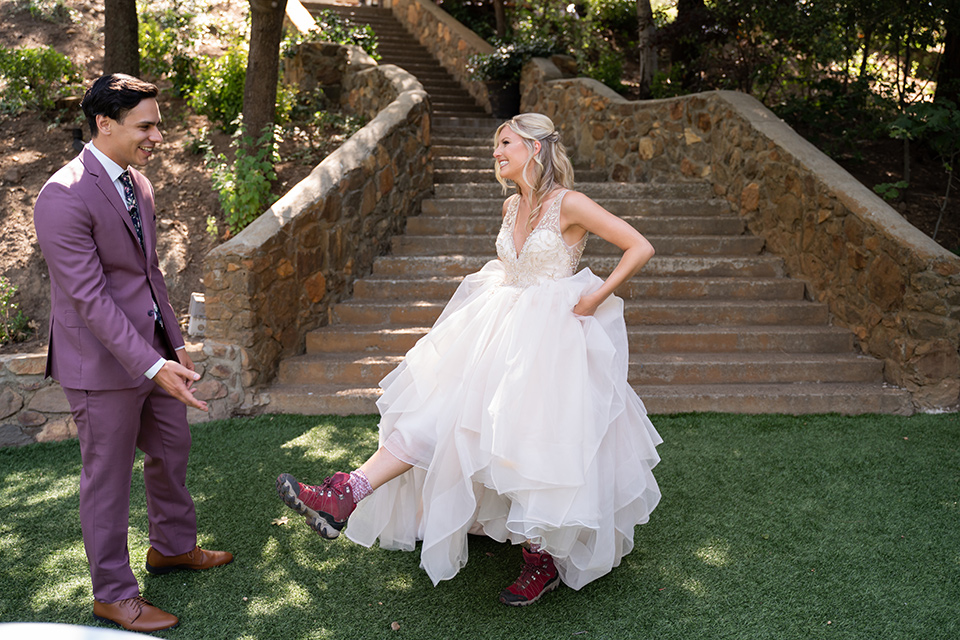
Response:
[[0, 526, 21, 556], [681, 577, 707, 597], [281, 426, 355, 462], [384, 573, 414, 593], [246, 581, 314, 617], [694, 539, 731, 567], [31, 541, 88, 611], [23, 477, 78, 507]]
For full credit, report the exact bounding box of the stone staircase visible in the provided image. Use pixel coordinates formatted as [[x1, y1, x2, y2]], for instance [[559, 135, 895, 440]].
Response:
[[268, 3, 913, 415], [312, 2, 488, 119]]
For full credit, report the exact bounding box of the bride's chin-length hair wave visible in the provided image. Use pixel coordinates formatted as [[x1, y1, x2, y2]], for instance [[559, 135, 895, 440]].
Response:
[[494, 113, 575, 230]]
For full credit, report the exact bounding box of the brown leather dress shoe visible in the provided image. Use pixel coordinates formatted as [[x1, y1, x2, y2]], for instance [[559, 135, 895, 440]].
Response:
[[93, 596, 178, 632], [145, 545, 234, 574]]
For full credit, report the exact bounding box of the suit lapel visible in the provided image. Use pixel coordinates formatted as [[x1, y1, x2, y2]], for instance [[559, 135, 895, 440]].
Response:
[[81, 148, 147, 260]]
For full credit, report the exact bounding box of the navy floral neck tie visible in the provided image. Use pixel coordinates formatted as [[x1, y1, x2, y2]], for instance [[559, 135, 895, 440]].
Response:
[[118, 170, 164, 328], [118, 171, 144, 250]]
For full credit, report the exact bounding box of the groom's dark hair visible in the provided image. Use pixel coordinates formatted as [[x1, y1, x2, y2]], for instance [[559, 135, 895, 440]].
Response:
[[81, 74, 159, 137]]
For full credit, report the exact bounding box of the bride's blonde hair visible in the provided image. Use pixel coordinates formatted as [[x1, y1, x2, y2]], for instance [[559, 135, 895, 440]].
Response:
[[494, 113, 575, 231]]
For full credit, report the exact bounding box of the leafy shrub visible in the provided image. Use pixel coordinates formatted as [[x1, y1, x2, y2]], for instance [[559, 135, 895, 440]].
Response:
[[138, 1, 204, 97], [772, 77, 896, 154], [283, 9, 379, 61], [0, 276, 32, 346], [15, 0, 77, 22], [508, 1, 625, 93], [206, 123, 281, 235], [587, 0, 639, 46], [434, 0, 497, 41], [890, 99, 960, 242], [468, 39, 558, 88], [0, 45, 83, 114], [188, 40, 248, 133]]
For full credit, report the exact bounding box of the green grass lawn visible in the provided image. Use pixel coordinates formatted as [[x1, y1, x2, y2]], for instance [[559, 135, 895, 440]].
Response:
[[1, 412, 958, 639]]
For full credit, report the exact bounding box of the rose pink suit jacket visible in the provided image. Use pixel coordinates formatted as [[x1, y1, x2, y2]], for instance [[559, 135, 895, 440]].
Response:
[[35, 146, 183, 385]]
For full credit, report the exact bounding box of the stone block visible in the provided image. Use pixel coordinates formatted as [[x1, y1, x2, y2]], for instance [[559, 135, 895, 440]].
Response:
[[0, 423, 31, 448], [28, 385, 71, 413], [35, 415, 77, 443], [0, 387, 24, 420], [194, 380, 227, 401], [5, 354, 46, 376], [18, 410, 46, 427]]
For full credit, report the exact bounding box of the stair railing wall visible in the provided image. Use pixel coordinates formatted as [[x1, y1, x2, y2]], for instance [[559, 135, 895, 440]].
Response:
[[522, 58, 960, 411], [387, 0, 494, 114], [198, 48, 433, 420]]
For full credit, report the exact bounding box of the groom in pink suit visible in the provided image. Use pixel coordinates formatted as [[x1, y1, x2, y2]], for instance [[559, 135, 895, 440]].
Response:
[[34, 74, 232, 633]]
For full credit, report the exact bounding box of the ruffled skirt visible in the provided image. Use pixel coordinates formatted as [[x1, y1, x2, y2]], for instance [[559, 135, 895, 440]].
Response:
[[345, 260, 662, 590]]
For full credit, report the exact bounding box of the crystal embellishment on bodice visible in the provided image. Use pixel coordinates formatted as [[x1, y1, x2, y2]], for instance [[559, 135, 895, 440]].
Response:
[[496, 190, 587, 288]]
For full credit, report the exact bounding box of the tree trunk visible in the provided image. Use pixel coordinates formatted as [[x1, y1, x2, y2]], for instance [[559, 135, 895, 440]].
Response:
[[637, 0, 656, 96], [243, 0, 288, 149], [493, 0, 506, 39], [103, 0, 139, 77]]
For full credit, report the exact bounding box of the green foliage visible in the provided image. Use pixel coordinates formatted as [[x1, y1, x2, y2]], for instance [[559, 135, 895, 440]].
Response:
[[889, 100, 960, 241], [587, 0, 638, 46], [434, 0, 497, 41], [468, 39, 558, 88], [282, 9, 380, 61], [206, 122, 281, 236], [14, 0, 77, 22], [0, 276, 32, 346], [138, 0, 204, 97], [470, 0, 623, 90], [0, 45, 83, 115], [188, 40, 248, 133], [283, 88, 365, 157], [773, 77, 897, 155], [873, 180, 909, 201]]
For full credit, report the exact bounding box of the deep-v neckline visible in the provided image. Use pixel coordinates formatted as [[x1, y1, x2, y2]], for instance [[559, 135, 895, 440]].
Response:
[[511, 191, 563, 259]]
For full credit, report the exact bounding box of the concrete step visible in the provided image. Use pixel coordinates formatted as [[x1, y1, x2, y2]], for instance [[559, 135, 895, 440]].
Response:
[[419, 198, 735, 217], [434, 168, 609, 183], [433, 182, 716, 199], [277, 351, 882, 387], [433, 117, 502, 130], [266, 381, 912, 416], [331, 298, 827, 327], [390, 234, 764, 256], [305, 324, 853, 355], [370, 255, 785, 278], [406, 213, 745, 236], [352, 275, 804, 301]]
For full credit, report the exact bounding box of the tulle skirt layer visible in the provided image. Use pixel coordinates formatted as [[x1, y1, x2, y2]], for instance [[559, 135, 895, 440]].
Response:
[[345, 260, 662, 590]]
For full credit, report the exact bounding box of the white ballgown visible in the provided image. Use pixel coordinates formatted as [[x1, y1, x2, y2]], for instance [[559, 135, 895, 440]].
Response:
[[345, 190, 662, 590]]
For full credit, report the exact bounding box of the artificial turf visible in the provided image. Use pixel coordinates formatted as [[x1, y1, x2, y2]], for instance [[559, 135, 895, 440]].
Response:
[[1, 411, 958, 639]]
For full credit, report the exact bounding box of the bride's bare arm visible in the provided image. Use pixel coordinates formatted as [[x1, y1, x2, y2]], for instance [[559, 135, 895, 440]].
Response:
[[560, 191, 655, 316]]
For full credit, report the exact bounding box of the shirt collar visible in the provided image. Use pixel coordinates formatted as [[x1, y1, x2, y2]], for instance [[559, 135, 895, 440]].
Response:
[[87, 141, 129, 183]]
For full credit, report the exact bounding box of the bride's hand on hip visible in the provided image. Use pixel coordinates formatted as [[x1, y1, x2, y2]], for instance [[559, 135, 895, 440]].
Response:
[[573, 293, 601, 317]]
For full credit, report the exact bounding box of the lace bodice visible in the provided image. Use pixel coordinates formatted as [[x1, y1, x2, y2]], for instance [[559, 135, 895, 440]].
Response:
[[496, 190, 587, 288]]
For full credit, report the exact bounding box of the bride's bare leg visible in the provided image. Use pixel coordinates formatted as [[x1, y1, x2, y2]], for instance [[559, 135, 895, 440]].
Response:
[[359, 446, 413, 490]]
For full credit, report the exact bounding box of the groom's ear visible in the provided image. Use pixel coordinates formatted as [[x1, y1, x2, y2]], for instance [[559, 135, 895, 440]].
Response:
[[95, 114, 113, 138]]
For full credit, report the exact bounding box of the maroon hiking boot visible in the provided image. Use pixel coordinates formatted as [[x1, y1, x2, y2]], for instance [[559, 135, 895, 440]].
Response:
[[499, 547, 561, 606], [276, 472, 355, 539]]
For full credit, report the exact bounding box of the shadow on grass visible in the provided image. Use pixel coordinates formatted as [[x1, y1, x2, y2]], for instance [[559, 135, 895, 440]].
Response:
[[2, 412, 959, 639]]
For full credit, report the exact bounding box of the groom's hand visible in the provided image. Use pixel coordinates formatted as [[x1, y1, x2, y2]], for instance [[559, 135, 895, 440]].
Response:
[[154, 359, 209, 411]]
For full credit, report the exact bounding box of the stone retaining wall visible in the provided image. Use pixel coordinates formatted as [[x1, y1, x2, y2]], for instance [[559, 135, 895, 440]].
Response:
[[199, 56, 432, 421], [523, 58, 960, 411], [388, 0, 493, 112], [0, 45, 433, 446]]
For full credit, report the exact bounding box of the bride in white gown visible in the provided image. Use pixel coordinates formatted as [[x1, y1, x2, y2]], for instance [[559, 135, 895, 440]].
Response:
[[277, 113, 662, 606]]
